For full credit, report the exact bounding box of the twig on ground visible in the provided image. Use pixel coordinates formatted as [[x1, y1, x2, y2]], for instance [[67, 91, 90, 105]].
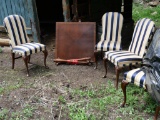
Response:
[[61, 72, 69, 80]]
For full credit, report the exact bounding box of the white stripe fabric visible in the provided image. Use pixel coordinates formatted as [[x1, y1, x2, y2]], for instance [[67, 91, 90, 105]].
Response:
[[4, 15, 30, 47], [124, 68, 146, 89], [104, 18, 155, 67], [95, 12, 123, 51], [12, 43, 46, 57], [105, 51, 142, 66], [129, 18, 155, 57], [3, 15, 46, 57]]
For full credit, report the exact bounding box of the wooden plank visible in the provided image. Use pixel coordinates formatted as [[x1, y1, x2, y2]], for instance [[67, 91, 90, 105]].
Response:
[[10, 0, 17, 14], [26, 27, 32, 35], [6, 0, 13, 15], [19, 0, 26, 19], [0, 0, 39, 41], [0, 26, 6, 32], [22, 0, 30, 27], [55, 22, 96, 61], [2, 0, 8, 18], [14, 0, 21, 15], [0, 38, 10, 46], [27, 0, 40, 42], [0, 0, 3, 25]]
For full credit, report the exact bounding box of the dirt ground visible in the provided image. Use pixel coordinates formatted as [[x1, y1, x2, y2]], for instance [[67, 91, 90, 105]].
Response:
[[0, 30, 128, 119], [0, 29, 122, 87]]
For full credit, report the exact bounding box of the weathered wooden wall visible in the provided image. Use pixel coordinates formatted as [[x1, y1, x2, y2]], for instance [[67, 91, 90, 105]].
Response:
[[0, 0, 40, 42]]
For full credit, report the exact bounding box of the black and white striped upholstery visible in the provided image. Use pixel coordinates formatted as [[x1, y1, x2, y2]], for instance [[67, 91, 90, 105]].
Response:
[[3, 15, 46, 57], [124, 68, 146, 89], [104, 18, 155, 67], [95, 12, 123, 51]]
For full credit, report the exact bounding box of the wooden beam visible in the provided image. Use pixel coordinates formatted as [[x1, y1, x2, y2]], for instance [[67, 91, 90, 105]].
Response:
[[0, 38, 10, 46], [62, 0, 71, 22]]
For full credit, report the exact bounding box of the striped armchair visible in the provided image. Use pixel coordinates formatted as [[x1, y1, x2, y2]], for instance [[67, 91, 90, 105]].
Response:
[[4, 15, 48, 76], [121, 29, 160, 120], [121, 68, 160, 120], [94, 12, 123, 69], [103, 18, 155, 89]]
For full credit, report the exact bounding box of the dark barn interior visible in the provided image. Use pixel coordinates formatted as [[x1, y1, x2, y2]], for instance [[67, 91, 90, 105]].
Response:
[[35, 0, 133, 48], [35, 0, 64, 34]]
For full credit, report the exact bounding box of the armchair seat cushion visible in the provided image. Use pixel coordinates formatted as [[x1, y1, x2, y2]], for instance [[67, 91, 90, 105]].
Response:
[[124, 68, 146, 89], [12, 42, 46, 56], [104, 51, 142, 67]]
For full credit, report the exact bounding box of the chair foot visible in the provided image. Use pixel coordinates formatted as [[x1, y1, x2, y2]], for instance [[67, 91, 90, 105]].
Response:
[[23, 56, 29, 76], [103, 75, 106, 78], [121, 80, 129, 107], [11, 53, 15, 69], [43, 49, 48, 67], [45, 66, 49, 69]]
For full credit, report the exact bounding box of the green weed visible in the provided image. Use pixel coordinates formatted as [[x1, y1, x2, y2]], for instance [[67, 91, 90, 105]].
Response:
[[58, 95, 66, 104], [66, 80, 157, 120], [133, 4, 160, 26], [0, 109, 9, 120], [23, 104, 34, 118]]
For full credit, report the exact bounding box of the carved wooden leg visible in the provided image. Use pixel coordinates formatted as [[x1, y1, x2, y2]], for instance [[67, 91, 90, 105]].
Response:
[[22, 56, 29, 76], [129, 64, 132, 70], [115, 66, 121, 89], [154, 106, 160, 120], [28, 55, 31, 63], [121, 80, 129, 107], [100, 51, 103, 59], [43, 49, 48, 68], [103, 57, 108, 78], [11, 53, 15, 69], [94, 50, 98, 69]]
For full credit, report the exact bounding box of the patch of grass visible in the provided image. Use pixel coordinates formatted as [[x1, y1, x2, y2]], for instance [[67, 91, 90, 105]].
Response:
[[0, 77, 24, 94], [3, 104, 35, 120], [133, 4, 160, 27], [0, 63, 157, 119], [0, 109, 9, 120], [63, 81, 156, 120], [0, 104, 35, 120], [58, 95, 66, 104], [23, 104, 35, 118]]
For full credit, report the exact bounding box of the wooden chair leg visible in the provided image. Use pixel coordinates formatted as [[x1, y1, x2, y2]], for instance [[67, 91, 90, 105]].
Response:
[[103, 57, 108, 78], [121, 80, 129, 107], [129, 64, 132, 70], [43, 49, 48, 68], [154, 106, 160, 120], [11, 53, 15, 69], [28, 55, 31, 63], [22, 56, 29, 76], [94, 50, 98, 69], [100, 51, 103, 59], [115, 67, 121, 89]]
